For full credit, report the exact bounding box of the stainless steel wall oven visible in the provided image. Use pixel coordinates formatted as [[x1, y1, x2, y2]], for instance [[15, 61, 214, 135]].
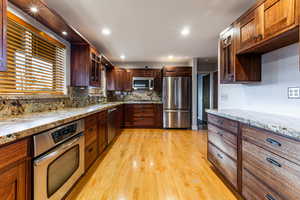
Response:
[[33, 120, 85, 200]]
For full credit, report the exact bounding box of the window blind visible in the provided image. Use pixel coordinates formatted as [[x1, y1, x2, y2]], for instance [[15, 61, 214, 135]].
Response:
[[0, 13, 66, 95]]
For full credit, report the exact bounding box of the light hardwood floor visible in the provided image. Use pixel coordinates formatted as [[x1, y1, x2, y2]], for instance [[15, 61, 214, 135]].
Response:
[[67, 129, 239, 200]]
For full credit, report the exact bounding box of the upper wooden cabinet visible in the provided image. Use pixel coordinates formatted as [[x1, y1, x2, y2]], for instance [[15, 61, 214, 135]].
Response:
[[263, 0, 297, 38], [107, 68, 162, 92], [71, 44, 102, 87], [236, 0, 299, 54], [0, 0, 7, 71], [162, 66, 192, 77], [220, 27, 235, 82], [106, 67, 125, 91], [220, 0, 299, 84], [236, 6, 263, 51]]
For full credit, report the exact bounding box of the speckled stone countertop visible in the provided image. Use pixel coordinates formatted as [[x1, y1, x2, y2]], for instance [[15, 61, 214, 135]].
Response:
[[122, 101, 163, 104], [206, 109, 300, 140], [0, 102, 123, 145]]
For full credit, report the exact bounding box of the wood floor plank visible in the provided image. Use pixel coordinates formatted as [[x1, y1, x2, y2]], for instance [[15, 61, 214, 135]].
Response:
[[67, 129, 239, 200]]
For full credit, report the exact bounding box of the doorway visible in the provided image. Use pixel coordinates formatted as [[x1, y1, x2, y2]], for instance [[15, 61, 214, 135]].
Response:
[[197, 73, 210, 129]]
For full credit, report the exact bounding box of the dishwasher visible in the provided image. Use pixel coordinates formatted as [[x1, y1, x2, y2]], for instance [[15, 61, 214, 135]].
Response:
[[107, 108, 117, 144]]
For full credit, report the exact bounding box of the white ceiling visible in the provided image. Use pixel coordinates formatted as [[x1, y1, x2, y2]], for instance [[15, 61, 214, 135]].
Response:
[[45, 0, 256, 63]]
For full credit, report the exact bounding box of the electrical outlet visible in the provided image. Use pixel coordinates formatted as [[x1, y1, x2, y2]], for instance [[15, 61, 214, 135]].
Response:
[[288, 87, 300, 99]]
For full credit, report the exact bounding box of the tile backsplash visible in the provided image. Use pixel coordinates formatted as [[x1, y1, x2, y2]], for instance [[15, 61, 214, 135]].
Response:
[[107, 90, 162, 102], [0, 86, 107, 117]]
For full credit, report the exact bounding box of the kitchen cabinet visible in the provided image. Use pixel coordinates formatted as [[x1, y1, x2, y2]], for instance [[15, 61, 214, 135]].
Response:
[[84, 113, 99, 170], [123, 70, 133, 91], [220, 0, 299, 84], [207, 115, 239, 191], [0, 0, 6, 71], [71, 44, 102, 87], [0, 138, 31, 200], [263, 0, 298, 39], [98, 111, 107, 154], [106, 67, 125, 91], [162, 66, 192, 77], [235, 7, 263, 51], [207, 113, 300, 200], [123, 104, 163, 128], [220, 27, 235, 82]]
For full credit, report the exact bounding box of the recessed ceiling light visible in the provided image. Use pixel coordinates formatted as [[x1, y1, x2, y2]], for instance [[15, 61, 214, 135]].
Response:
[[181, 27, 190, 36], [102, 28, 111, 35], [62, 31, 68, 36], [168, 55, 174, 59], [30, 6, 39, 13], [120, 55, 126, 60]]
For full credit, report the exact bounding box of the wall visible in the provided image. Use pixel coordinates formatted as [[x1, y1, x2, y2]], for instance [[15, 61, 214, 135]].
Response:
[[219, 43, 300, 118]]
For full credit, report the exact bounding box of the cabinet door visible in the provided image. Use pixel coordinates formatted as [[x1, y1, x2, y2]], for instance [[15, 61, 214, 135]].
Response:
[[220, 27, 234, 83], [115, 70, 124, 91], [123, 70, 132, 91], [263, 0, 297, 38], [236, 6, 263, 51], [154, 70, 162, 93], [98, 120, 107, 154], [0, 0, 7, 71], [0, 161, 27, 200]]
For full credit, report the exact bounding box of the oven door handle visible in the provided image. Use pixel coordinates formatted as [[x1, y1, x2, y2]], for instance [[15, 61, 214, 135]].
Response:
[[34, 134, 83, 166]]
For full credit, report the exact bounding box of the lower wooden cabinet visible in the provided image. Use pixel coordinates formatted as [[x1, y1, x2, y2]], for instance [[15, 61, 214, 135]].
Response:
[[208, 142, 238, 189], [123, 104, 163, 128], [98, 111, 107, 154], [242, 126, 300, 200], [208, 113, 300, 200], [243, 168, 284, 200], [85, 141, 98, 170], [0, 138, 31, 200]]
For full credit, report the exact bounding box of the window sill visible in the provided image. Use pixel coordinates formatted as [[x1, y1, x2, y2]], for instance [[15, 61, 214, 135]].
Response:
[[0, 94, 69, 100]]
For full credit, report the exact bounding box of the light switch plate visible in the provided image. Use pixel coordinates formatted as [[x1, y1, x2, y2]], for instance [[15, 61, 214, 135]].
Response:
[[288, 87, 300, 99]]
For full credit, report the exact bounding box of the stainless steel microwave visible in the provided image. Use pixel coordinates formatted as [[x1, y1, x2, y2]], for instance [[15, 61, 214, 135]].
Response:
[[132, 77, 154, 90]]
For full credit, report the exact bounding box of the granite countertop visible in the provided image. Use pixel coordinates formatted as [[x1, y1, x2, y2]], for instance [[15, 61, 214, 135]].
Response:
[[0, 102, 123, 145], [206, 109, 300, 140], [122, 101, 163, 104]]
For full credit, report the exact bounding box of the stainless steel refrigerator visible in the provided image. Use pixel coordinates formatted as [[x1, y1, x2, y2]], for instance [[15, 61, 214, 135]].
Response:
[[163, 77, 191, 128]]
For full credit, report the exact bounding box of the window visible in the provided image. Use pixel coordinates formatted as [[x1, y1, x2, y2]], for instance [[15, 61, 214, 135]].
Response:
[[0, 12, 66, 95]]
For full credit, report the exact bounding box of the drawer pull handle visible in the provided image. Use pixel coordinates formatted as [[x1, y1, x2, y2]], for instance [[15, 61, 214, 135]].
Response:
[[217, 120, 224, 125], [265, 194, 276, 200], [266, 138, 281, 147], [216, 131, 223, 136], [266, 157, 282, 168], [88, 147, 94, 153], [217, 153, 223, 159], [88, 128, 93, 132]]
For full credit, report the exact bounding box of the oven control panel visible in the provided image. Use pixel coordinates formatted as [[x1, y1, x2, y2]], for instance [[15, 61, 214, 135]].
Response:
[[52, 124, 77, 143]]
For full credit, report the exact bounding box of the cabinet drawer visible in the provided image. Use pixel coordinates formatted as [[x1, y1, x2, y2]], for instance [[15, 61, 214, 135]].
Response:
[[243, 169, 283, 200], [207, 114, 238, 133], [242, 125, 300, 165], [132, 117, 155, 127], [208, 124, 237, 160], [85, 113, 98, 128], [208, 142, 237, 189], [132, 109, 155, 117], [85, 141, 98, 170], [0, 139, 29, 170], [98, 110, 107, 121], [243, 140, 300, 199], [85, 123, 98, 147]]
